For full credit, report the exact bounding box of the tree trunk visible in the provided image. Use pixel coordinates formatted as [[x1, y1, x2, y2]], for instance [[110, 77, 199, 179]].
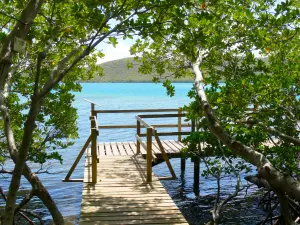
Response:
[[0, 0, 43, 87], [276, 192, 295, 225], [2, 98, 42, 224], [191, 53, 300, 201], [0, 1, 43, 223], [22, 165, 64, 224]]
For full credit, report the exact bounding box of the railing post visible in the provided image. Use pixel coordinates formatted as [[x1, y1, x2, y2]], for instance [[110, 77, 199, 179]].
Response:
[[91, 103, 97, 118], [90, 117, 97, 183], [146, 127, 152, 182], [178, 108, 182, 141], [137, 120, 141, 154]]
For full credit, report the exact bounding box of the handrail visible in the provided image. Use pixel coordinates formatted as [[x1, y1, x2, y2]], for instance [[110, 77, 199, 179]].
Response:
[[135, 115, 153, 129], [135, 111, 191, 182], [139, 131, 191, 137], [84, 98, 101, 106], [65, 101, 188, 183], [94, 108, 180, 114], [98, 124, 191, 129], [139, 113, 186, 118]]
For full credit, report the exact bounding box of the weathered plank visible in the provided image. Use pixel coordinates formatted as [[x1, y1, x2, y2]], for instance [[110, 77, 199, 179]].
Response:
[[104, 143, 113, 156], [122, 142, 135, 155], [110, 142, 121, 156], [80, 155, 187, 225], [93, 140, 184, 157], [98, 143, 106, 156]]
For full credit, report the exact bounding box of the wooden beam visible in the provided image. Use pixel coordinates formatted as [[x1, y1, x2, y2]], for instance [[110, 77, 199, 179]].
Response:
[[139, 131, 191, 137], [146, 127, 152, 182], [84, 98, 101, 107], [137, 121, 141, 154], [154, 131, 176, 179], [139, 113, 186, 118], [178, 108, 182, 142], [94, 109, 179, 114], [64, 135, 91, 181], [98, 124, 191, 129], [91, 118, 98, 183], [135, 134, 147, 151], [62, 179, 83, 182], [135, 115, 152, 128]]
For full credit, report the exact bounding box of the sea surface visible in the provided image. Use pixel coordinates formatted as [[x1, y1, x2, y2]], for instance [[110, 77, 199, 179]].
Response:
[[0, 83, 268, 224]]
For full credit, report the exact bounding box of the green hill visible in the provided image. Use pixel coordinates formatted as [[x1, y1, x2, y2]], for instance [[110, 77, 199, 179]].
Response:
[[85, 57, 194, 82]]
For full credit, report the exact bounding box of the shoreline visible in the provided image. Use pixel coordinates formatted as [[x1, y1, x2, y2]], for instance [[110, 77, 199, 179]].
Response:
[[77, 80, 194, 83]]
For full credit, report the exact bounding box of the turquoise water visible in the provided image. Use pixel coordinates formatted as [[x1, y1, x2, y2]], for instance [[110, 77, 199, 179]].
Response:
[[0, 83, 267, 224]]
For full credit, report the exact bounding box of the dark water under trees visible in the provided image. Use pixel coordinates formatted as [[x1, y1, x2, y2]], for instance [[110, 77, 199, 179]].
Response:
[[0, 83, 270, 224]]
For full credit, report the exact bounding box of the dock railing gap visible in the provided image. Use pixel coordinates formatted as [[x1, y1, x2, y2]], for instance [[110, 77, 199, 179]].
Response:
[[64, 99, 193, 183]]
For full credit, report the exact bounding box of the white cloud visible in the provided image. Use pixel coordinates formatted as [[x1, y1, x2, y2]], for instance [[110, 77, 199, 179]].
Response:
[[96, 40, 134, 64]]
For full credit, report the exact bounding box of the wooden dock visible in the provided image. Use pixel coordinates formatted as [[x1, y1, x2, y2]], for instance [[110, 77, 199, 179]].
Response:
[[95, 140, 185, 158], [64, 103, 192, 224], [80, 155, 188, 224]]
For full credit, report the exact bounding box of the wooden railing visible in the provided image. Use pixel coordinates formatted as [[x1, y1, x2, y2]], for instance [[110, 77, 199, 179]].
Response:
[[63, 99, 192, 183], [135, 113, 192, 182]]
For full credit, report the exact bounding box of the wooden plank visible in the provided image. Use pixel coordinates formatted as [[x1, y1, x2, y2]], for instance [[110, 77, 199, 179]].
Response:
[[151, 142, 161, 154], [81, 200, 175, 205], [117, 142, 128, 155], [80, 155, 187, 225], [175, 140, 186, 148], [110, 142, 120, 156], [157, 141, 174, 154], [166, 140, 182, 151], [122, 142, 135, 155], [98, 143, 106, 156], [81, 223, 188, 225], [81, 209, 182, 216], [104, 143, 113, 156], [80, 218, 188, 225], [80, 214, 185, 220], [129, 142, 146, 155], [161, 140, 177, 153]]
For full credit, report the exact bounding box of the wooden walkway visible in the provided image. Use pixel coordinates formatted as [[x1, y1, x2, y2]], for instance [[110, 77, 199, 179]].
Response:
[[95, 140, 185, 158], [80, 144, 188, 224]]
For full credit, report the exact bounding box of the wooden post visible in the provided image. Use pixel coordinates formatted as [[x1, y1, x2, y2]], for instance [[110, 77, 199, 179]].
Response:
[[193, 157, 200, 197], [91, 103, 97, 118], [181, 158, 186, 173], [91, 117, 97, 183], [137, 120, 141, 154], [178, 108, 182, 141], [146, 127, 152, 182]]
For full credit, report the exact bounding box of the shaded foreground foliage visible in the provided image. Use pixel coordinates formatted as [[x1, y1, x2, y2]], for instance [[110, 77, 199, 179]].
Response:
[[0, 0, 181, 224], [131, 0, 300, 224], [0, 0, 299, 224]]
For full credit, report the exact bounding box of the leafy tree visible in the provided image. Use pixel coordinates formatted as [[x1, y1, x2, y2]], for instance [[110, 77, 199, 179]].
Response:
[[132, 0, 299, 223], [0, 0, 176, 224]]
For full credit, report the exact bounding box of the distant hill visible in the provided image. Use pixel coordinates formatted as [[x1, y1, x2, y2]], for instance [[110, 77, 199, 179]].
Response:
[[82, 56, 268, 83], [84, 57, 194, 82]]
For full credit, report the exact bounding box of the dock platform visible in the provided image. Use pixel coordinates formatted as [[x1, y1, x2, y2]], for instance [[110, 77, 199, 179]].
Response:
[[80, 155, 188, 224], [96, 140, 185, 158], [64, 105, 192, 224]]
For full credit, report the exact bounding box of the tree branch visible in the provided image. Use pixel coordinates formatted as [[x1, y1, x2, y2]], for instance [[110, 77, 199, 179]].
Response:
[[191, 50, 300, 202], [246, 119, 300, 146]]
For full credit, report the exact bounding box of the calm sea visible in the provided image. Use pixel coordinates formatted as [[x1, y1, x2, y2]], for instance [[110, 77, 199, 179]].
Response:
[[0, 83, 267, 224]]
